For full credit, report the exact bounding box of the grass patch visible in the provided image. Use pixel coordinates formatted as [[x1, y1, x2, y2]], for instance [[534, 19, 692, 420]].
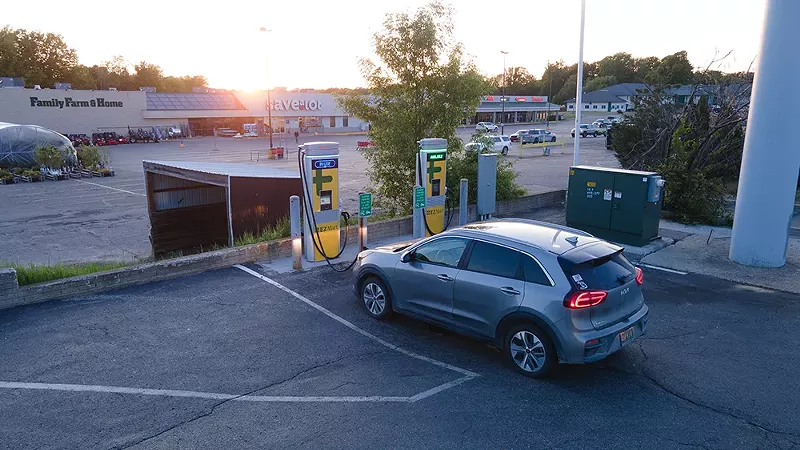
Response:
[[6, 261, 130, 286], [234, 217, 291, 246]]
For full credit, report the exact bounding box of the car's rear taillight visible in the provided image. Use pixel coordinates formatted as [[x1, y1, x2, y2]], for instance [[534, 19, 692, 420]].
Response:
[[564, 290, 608, 309], [635, 267, 644, 286]]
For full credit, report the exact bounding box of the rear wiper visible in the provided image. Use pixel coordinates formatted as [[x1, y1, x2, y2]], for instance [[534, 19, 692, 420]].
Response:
[[617, 274, 632, 285]]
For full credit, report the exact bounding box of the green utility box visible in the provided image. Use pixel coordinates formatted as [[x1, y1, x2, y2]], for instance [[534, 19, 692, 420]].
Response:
[[566, 166, 665, 246]]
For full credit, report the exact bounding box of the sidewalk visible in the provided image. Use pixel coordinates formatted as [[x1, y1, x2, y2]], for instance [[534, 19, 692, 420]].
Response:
[[642, 222, 800, 294]]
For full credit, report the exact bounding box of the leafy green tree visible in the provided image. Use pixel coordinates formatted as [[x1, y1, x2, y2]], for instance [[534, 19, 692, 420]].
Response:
[[34, 145, 63, 169], [337, 2, 511, 214], [584, 75, 618, 92], [612, 81, 747, 224], [633, 56, 660, 82], [597, 52, 635, 83], [0, 26, 78, 88], [67, 65, 97, 90], [134, 61, 164, 90], [491, 66, 538, 95], [650, 51, 694, 85]]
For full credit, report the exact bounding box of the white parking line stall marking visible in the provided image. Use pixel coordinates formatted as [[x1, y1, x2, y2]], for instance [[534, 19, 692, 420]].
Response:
[[234, 264, 479, 379], [71, 179, 146, 196], [640, 264, 688, 275], [0, 382, 410, 403]]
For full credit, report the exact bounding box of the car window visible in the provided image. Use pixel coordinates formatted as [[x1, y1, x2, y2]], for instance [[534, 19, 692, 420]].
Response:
[[502, 137, 509, 141], [568, 252, 635, 290], [521, 255, 552, 286], [493, 137, 501, 142], [466, 241, 521, 279], [413, 238, 469, 268]]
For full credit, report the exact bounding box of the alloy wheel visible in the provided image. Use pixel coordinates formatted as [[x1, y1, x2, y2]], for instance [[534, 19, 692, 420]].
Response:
[[509, 330, 547, 373], [363, 282, 386, 316]]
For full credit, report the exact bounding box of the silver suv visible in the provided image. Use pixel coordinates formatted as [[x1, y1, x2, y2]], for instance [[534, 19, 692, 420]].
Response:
[[353, 219, 648, 378]]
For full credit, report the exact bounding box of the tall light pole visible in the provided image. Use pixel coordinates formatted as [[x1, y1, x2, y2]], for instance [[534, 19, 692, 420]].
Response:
[[259, 27, 274, 149], [573, 0, 586, 166], [501, 50, 508, 135], [546, 60, 552, 130], [730, 0, 800, 267]]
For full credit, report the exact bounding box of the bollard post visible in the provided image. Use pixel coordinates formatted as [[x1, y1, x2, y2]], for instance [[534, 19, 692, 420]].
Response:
[[359, 216, 367, 252], [289, 195, 302, 270], [459, 178, 468, 226]]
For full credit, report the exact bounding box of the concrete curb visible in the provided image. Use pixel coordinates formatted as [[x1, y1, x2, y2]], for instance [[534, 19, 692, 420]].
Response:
[[0, 190, 566, 310]]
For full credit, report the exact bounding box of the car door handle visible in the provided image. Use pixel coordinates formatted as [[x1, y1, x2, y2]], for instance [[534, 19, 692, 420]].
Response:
[[437, 274, 454, 282], [500, 287, 521, 295]]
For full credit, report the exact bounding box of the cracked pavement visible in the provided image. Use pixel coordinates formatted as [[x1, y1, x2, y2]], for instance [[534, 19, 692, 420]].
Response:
[[1, 264, 799, 449]]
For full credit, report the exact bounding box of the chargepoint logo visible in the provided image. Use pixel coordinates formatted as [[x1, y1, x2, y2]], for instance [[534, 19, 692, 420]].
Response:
[[269, 99, 322, 111]]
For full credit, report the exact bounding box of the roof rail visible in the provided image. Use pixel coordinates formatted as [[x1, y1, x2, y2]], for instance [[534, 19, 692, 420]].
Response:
[[492, 217, 594, 237]]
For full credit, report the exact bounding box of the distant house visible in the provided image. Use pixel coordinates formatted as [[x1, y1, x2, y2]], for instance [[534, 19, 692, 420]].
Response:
[[565, 82, 752, 112]]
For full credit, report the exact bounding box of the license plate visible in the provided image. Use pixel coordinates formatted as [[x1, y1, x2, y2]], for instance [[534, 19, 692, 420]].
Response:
[[619, 327, 635, 346]]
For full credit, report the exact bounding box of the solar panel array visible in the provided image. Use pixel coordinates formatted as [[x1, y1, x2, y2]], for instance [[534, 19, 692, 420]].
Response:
[[145, 93, 245, 110]]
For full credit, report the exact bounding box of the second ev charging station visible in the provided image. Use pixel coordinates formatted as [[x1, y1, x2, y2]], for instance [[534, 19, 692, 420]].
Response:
[[300, 141, 340, 262], [416, 138, 448, 236]]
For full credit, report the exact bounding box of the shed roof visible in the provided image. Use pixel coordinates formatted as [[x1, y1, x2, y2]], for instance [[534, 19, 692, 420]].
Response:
[[143, 160, 299, 187]]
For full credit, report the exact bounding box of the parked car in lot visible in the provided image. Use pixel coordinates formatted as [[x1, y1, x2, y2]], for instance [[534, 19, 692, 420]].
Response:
[[571, 124, 604, 138], [466, 135, 512, 155], [491, 135, 511, 154], [353, 219, 648, 378], [476, 122, 499, 133], [522, 129, 558, 144], [509, 129, 529, 142]]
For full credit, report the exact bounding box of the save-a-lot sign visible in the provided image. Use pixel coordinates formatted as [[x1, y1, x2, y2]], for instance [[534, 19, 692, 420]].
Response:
[[29, 97, 124, 108]]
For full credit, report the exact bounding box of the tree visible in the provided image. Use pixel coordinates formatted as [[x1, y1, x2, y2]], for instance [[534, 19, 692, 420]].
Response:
[[553, 73, 578, 104], [492, 66, 538, 95], [597, 52, 635, 83], [67, 65, 97, 90], [651, 51, 694, 85], [104, 55, 135, 90], [612, 79, 748, 224], [134, 61, 164, 90], [584, 75, 618, 92], [0, 26, 78, 88], [337, 2, 518, 214], [633, 56, 660, 82]]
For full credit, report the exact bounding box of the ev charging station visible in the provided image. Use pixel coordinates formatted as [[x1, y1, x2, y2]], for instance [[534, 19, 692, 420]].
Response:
[[416, 138, 448, 237], [300, 141, 340, 262]]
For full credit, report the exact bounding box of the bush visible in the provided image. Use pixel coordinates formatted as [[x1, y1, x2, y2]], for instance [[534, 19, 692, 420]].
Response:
[[447, 145, 526, 205], [34, 144, 63, 169], [22, 169, 40, 181], [77, 145, 101, 169], [0, 169, 12, 183]]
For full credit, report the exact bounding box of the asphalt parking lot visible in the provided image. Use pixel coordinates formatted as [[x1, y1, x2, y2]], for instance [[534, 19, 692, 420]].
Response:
[[1, 263, 798, 449], [0, 118, 617, 266]]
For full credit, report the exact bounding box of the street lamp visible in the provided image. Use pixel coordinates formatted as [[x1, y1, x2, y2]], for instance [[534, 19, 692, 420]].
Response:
[[546, 60, 553, 130], [573, 0, 587, 166], [259, 27, 274, 149], [500, 51, 508, 135]]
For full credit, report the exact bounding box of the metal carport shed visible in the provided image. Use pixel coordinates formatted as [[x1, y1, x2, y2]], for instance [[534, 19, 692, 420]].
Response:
[[142, 160, 301, 256]]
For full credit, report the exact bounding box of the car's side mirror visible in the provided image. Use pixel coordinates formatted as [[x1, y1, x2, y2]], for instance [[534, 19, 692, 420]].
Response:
[[401, 251, 413, 263]]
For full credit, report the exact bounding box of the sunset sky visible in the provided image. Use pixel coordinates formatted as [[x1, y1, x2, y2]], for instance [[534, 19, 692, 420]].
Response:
[[4, 0, 764, 90]]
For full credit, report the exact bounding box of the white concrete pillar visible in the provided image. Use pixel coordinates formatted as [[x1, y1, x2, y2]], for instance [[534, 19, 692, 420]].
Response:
[[730, 0, 800, 267]]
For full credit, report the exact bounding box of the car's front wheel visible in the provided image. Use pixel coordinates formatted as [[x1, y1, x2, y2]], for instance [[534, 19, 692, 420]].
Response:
[[502, 146, 508, 155], [504, 324, 556, 378], [360, 276, 393, 320]]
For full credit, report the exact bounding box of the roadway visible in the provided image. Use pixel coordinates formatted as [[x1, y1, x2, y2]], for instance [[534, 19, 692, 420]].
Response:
[[1, 264, 797, 449]]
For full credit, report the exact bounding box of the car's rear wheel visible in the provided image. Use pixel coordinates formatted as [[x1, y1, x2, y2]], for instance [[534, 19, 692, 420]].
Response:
[[360, 276, 393, 320], [504, 324, 556, 378], [502, 146, 508, 155]]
